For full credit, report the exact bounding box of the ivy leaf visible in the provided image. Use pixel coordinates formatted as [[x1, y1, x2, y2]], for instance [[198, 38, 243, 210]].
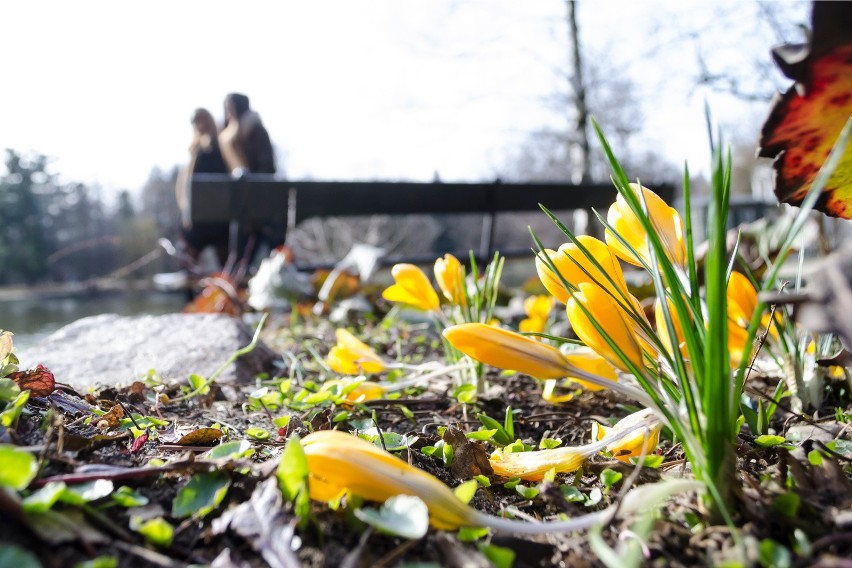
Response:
[[0, 545, 41, 568]]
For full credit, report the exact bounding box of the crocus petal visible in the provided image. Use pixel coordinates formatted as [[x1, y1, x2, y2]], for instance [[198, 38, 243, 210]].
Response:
[[489, 445, 592, 481], [654, 295, 689, 358], [382, 264, 440, 311], [443, 323, 571, 380], [564, 346, 618, 391], [434, 254, 466, 306], [591, 408, 661, 463], [605, 184, 686, 269], [566, 283, 646, 372], [320, 379, 386, 403], [524, 295, 554, 321], [726, 271, 758, 328], [519, 316, 546, 335], [326, 329, 386, 375], [535, 236, 630, 305], [302, 430, 478, 529]]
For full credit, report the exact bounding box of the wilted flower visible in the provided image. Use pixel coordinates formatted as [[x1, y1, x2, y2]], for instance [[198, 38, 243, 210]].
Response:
[[566, 283, 652, 372], [519, 294, 554, 335], [382, 263, 440, 311], [591, 408, 662, 463], [302, 430, 478, 529], [434, 254, 466, 306], [326, 329, 386, 375], [489, 443, 594, 481], [535, 236, 630, 305], [605, 183, 686, 269]]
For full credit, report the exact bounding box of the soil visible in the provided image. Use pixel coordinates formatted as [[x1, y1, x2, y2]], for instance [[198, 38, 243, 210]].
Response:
[[1, 317, 851, 568]]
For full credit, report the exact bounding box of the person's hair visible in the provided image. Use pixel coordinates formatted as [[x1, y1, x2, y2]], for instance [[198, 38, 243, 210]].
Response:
[[191, 108, 219, 138], [225, 93, 250, 118]]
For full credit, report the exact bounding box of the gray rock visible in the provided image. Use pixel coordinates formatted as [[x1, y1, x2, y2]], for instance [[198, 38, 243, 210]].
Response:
[[23, 313, 279, 394]]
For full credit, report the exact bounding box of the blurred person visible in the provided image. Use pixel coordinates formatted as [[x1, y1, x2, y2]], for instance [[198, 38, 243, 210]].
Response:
[[175, 108, 230, 266], [218, 93, 276, 175]]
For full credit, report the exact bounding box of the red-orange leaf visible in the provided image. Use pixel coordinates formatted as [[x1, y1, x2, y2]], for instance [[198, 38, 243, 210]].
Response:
[[759, 4, 852, 219], [8, 364, 56, 398]]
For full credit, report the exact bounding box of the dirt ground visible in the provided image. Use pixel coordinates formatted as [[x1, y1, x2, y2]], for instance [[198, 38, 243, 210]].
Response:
[[2, 317, 851, 568]]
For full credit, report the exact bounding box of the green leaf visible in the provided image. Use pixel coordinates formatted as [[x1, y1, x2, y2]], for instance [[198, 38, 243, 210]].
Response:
[[273, 415, 291, 428], [245, 427, 270, 440], [514, 484, 539, 500], [453, 479, 478, 504], [629, 454, 665, 468], [59, 480, 114, 506], [22, 482, 66, 513], [539, 437, 562, 450], [561, 485, 585, 502], [187, 373, 210, 396], [130, 516, 174, 548], [543, 467, 556, 483], [354, 495, 429, 539], [479, 544, 515, 568], [773, 492, 800, 517], [758, 538, 792, 568], [0, 444, 38, 490], [600, 468, 623, 494], [503, 406, 515, 441], [277, 433, 309, 503], [807, 449, 824, 466], [73, 556, 118, 568], [333, 410, 350, 423], [476, 413, 511, 446], [457, 526, 489, 542], [172, 471, 231, 518], [0, 391, 29, 427], [584, 487, 602, 507], [473, 475, 491, 487], [466, 429, 498, 441], [111, 486, 149, 507], [755, 435, 786, 448], [453, 384, 477, 404], [204, 440, 254, 460], [0, 545, 41, 568], [503, 477, 521, 489], [0, 378, 21, 402]]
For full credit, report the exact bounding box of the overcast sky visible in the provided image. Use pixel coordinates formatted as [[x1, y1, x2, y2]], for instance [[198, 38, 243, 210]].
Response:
[[1, 0, 809, 195]]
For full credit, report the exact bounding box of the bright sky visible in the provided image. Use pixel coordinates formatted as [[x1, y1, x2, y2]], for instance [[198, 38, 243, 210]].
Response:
[[1, 1, 809, 195]]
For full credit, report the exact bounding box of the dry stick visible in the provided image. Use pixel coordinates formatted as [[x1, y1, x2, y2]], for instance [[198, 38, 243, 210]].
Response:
[[31, 458, 210, 487]]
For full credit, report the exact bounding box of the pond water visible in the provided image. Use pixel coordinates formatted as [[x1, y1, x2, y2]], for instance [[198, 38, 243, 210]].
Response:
[[2, 290, 187, 356]]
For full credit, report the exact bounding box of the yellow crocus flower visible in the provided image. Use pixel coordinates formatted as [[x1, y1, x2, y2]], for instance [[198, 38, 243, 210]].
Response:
[[591, 409, 662, 463], [326, 329, 386, 375], [382, 263, 440, 311], [535, 236, 630, 304], [443, 323, 572, 380], [654, 294, 691, 358], [727, 272, 758, 328], [302, 430, 478, 529], [519, 294, 554, 335], [320, 378, 386, 403], [434, 254, 467, 306], [605, 184, 686, 269], [566, 283, 649, 372]]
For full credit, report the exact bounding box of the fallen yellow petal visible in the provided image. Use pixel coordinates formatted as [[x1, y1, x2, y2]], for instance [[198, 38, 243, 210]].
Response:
[[592, 409, 661, 463], [326, 329, 386, 375], [302, 430, 478, 529]]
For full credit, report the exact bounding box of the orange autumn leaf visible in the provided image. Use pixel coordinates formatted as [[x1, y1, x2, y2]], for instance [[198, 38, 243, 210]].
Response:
[[758, 3, 852, 219], [8, 364, 56, 398]]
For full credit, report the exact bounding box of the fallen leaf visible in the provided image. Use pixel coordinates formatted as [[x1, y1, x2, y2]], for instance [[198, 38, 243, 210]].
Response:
[[175, 427, 224, 446], [8, 364, 56, 398], [443, 427, 494, 480], [98, 404, 124, 430], [759, 3, 852, 218]]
